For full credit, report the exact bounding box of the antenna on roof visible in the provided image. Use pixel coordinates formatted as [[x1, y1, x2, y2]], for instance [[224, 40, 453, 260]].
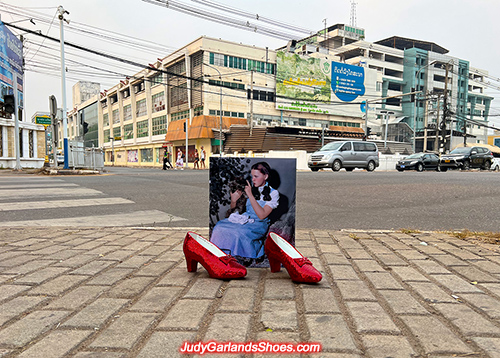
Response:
[[350, 0, 357, 27]]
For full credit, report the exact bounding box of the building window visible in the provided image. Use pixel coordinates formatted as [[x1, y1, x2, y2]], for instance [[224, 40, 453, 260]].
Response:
[[113, 126, 121, 139], [152, 115, 167, 136], [137, 119, 149, 138], [194, 106, 203, 116], [121, 88, 130, 99], [29, 130, 34, 158], [112, 109, 120, 124], [171, 110, 189, 121], [141, 148, 153, 162], [103, 113, 109, 127], [209, 52, 275, 74], [123, 123, 133, 140], [150, 73, 163, 86], [136, 99, 147, 117], [134, 81, 145, 94], [104, 129, 110, 142], [152, 92, 166, 113], [123, 104, 132, 121]]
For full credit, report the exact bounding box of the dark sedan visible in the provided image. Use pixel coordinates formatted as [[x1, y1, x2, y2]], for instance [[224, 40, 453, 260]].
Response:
[[396, 153, 441, 172]]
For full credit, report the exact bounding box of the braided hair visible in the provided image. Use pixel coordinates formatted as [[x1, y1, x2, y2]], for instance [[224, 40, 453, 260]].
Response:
[[250, 162, 272, 201]]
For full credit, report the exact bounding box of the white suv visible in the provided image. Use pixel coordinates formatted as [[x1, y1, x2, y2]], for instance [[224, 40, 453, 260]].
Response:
[[491, 158, 500, 171]]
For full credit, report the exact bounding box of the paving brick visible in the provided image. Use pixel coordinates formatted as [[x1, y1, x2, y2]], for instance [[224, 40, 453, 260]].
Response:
[[85, 245, 122, 256], [346, 301, 399, 334], [62, 298, 129, 328], [17, 329, 92, 358], [156, 266, 193, 287], [0, 274, 16, 284], [390, 266, 429, 282], [0, 284, 31, 302], [363, 272, 403, 290], [106, 276, 155, 298], [472, 337, 500, 358], [0, 296, 47, 326], [261, 300, 297, 330], [70, 260, 115, 276], [115, 255, 153, 269], [379, 290, 428, 315], [53, 255, 95, 268], [362, 335, 416, 358], [445, 248, 482, 261], [352, 259, 385, 272], [226, 268, 262, 288], [343, 249, 373, 260], [430, 254, 471, 267], [130, 287, 182, 312], [205, 312, 251, 341], [414, 244, 445, 255], [397, 249, 428, 260], [157, 299, 211, 329], [329, 264, 360, 281], [31, 245, 67, 255], [301, 288, 340, 313], [374, 254, 408, 266], [0, 255, 39, 268], [86, 268, 134, 286], [400, 316, 472, 354], [46, 285, 109, 310], [434, 303, 500, 336], [2, 260, 57, 275], [15, 267, 68, 284], [318, 244, 342, 254], [322, 252, 351, 265], [183, 278, 223, 299], [100, 250, 135, 261], [472, 260, 500, 274], [89, 312, 158, 349], [136, 331, 194, 358], [460, 293, 500, 319], [430, 274, 483, 293], [218, 287, 255, 312], [0, 310, 70, 347], [407, 282, 458, 304], [451, 266, 499, 283], [305, 314, 358, 352], [263, 279, 295, 299], [411, 260, 451, 274], [134, 261, 177, 276], [336, 280, 376, 301], [28, 274, 88, 296]]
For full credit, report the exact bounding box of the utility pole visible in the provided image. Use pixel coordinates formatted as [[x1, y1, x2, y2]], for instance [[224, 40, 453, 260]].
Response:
[[439, 63, 450, 154], [249, 70, 254, 136], [434, 95, 440, 152], [58, 6, 69, 169]]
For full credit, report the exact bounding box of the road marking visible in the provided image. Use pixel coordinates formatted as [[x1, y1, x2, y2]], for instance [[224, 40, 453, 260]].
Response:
[[0, 183, 79, 189], [0, 187, 103, 200], [0, 197, 134, 211], [0, 210, 187, 227]]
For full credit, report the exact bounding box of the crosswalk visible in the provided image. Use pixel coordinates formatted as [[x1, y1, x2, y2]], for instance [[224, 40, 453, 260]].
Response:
[[0, 176, 187, 227]]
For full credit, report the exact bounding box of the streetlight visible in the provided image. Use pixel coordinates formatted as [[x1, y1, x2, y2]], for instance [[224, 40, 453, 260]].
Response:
[[203, 62, 223, 157], [412, 59, 437, 153]]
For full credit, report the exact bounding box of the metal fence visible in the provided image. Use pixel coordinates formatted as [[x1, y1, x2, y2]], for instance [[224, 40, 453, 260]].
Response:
[[68, 140, 104, 170]]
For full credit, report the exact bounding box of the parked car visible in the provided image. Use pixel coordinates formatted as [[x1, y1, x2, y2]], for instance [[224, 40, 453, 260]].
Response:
[[308, 141, 379, 172], [491, 158, 500, 171], [440, 146, 493, 171], [396, 152, 442, 172]]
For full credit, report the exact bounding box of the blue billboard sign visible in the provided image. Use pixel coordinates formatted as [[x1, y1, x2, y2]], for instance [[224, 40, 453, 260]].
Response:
[[0, 21, 23, 75], [331, 62, 365, 102]]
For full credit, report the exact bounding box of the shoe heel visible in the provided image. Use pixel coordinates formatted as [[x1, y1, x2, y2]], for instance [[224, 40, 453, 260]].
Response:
[[268, 255, 281, 273], [186, 257, 198, 272]]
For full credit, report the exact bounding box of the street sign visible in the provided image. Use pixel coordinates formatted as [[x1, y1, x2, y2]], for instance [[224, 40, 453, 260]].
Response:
[[35, 116, 51, 125]]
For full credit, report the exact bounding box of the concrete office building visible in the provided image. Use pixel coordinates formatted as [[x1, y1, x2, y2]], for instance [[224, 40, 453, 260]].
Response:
[[96, 34, 376, 168], [331, 36, 493, 152]]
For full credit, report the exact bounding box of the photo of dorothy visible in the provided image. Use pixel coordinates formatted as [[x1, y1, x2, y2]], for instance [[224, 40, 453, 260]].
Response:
[[209, 157, 296, 267]]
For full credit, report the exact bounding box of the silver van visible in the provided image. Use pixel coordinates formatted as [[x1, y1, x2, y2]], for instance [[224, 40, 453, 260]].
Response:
[[308, 141, 379, 172]]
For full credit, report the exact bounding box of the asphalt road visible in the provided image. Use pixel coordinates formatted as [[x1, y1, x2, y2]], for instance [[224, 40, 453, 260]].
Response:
[[3, 166, 498, 231]]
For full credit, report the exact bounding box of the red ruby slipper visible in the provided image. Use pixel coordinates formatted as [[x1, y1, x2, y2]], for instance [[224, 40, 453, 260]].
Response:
[[264, 232, 322, 283], [183, 232, 247, 279]]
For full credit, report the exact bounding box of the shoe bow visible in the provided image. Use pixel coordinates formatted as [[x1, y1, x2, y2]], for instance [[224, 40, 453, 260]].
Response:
[[219, 255, 238, 265], [294, 257, 312, 267]]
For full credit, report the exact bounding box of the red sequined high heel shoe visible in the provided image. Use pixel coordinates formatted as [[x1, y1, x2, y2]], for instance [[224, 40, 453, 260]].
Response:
[[183, 232, 247, 279], [265, 232, 322, 283]]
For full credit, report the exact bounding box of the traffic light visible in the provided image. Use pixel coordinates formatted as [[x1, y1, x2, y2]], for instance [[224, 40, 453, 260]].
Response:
[[83, 122, 89, 135], [4, 95, 15, 114], [183, 121, 186, 132], [367, 127, 372, 136]]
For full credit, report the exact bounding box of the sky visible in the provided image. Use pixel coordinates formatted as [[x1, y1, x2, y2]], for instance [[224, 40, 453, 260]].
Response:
[[2, 0, 500, 127]]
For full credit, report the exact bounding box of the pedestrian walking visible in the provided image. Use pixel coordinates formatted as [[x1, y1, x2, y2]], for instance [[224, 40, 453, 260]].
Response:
[[200, 146, 206, 169], [163, 149, 172, 170], [194, 149, 200, 169], [176, 148, 184, 170]]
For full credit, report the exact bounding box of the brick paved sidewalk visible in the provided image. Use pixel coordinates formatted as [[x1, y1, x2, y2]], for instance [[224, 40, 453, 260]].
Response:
[[1, 228, 500, 357]]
